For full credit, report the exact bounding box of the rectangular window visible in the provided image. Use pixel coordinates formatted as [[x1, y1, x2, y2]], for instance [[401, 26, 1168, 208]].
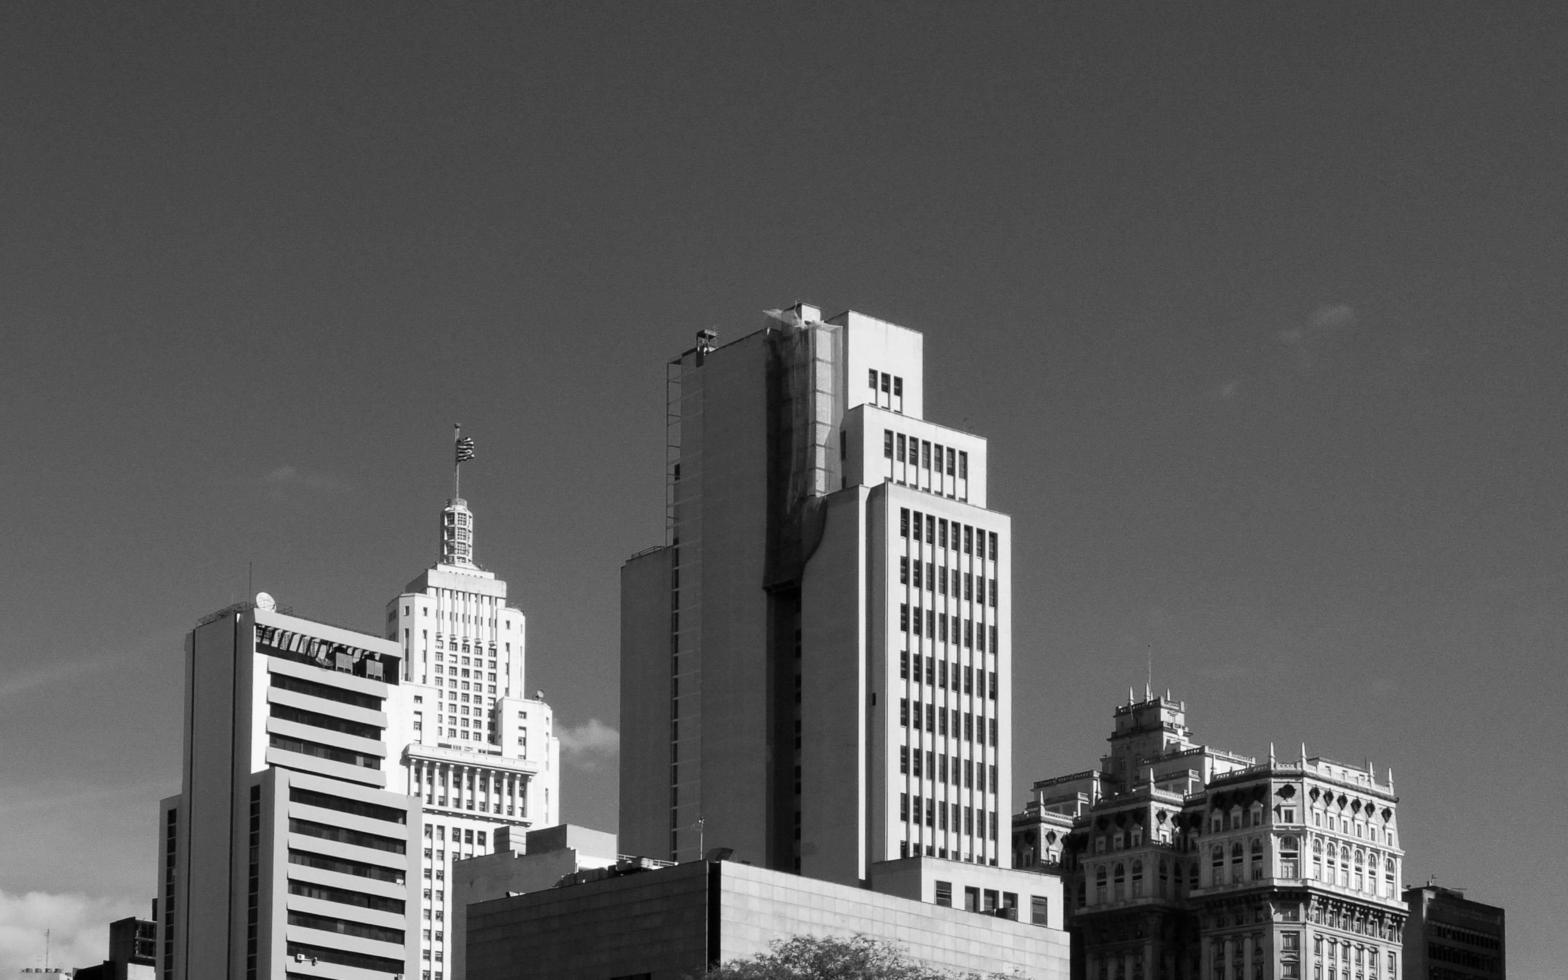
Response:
[[925, 562, 934, 590], [964, 526, 973, 554], [990, 672, 998, 699], [900, 792, 909, 820], [893, 376, 903, 399], [912, 608, 922, 636], [883, 430, 894, 459], [989, 625, 998, 651], [965, 573, 973, 600], [869, 369, 878, 389], [989, 532, 998, 560], [900, 698, 909, 726], [912, 562, 922, 589], [912, 750, 922, 777], [935, 880, 952, 907], [900, 650, 909, 679], [939, 520, 948, 548], [900, 604, 909, 632], [922, 441, 931, 468], [900, 746, 909, 773], [946, 447, 955, 475], [976, 579, 985, 605], [897, 434, 906, 462], [926, 704, 935, 731], [900, 508, 909, 536], [912, 512, 923, 541], [881, 372, 891, 393]]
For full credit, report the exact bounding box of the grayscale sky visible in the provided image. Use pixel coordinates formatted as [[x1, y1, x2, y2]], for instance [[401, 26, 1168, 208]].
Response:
[[1, 2, 1562, 974]]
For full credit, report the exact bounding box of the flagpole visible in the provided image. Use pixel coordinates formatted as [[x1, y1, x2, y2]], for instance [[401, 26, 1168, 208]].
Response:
[[453, 423, 462, 500]]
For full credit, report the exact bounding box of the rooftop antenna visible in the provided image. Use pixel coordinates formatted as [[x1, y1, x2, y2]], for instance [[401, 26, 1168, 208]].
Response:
[[1146, 645, 1153, 700]]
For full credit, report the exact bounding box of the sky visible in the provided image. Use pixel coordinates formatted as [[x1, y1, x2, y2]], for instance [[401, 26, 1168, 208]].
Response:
[[1, 1, 1563, 974]]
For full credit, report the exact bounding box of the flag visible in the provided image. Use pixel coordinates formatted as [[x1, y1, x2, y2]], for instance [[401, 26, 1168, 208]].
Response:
[[455, 435, 476, 464]]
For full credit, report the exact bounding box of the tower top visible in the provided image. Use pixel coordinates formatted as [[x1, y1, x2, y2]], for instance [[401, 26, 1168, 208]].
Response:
[[441, 497, 475, 567]]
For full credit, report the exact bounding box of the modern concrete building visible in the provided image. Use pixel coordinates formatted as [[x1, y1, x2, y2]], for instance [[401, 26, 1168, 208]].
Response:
[[447, 825, 623, 980], [466, 858, 1070, 980], [1401, 884, 1505, 980], [157, 602, 420, 980], [74, 914, 156, 980], [1018, 691, 1407, 980], [621, 304, 1012, 885], [383, 492, 561, 980]]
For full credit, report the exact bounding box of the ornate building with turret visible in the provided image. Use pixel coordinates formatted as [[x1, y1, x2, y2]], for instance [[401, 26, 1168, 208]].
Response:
[[1016, 691, 1406, 980]]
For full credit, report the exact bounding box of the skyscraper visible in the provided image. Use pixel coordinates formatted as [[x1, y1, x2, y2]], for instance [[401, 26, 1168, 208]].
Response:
[[621, 304, 1012, 886], [383, 491, 559, 980], [157, 602, 420, 980]]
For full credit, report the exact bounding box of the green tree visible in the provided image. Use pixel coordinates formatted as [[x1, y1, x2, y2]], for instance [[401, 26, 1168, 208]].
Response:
[[696, 934, 1007, 980]]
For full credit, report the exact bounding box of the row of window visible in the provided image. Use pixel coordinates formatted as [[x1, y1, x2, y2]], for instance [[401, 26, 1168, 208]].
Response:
[[900, 747, 999, 790], [899, 558, 998, 604], [884, 430, 968, 476], [899, 509, 997, 559], [899, 793, 1000, 839], [900, 698, 998, 745], [899, 605, 999, 650], [900, 651, 998, 697], [868, 369, 906, 412]]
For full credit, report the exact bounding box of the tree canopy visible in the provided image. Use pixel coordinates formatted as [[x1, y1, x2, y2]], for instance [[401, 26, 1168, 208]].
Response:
[[697, 934, 1007, 980]]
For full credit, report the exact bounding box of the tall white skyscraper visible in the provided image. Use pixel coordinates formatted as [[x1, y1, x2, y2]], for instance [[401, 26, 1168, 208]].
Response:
[[621, 304, 1013, 886], [157, 603, 420, 980], [384, 490, 559, 980]]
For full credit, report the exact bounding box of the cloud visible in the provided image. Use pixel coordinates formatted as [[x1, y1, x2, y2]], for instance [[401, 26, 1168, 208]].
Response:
[[0, 890, 139, 974], [556, 718, 619, 771], [1277, 304, 1358, 371], [0, 655, 117, 703], [262, 464, 350, 496]]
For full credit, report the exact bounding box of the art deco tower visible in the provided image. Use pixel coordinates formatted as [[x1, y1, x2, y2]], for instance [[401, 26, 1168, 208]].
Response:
[[383, 455, 559, 980], [621, 304, 1012, 886]]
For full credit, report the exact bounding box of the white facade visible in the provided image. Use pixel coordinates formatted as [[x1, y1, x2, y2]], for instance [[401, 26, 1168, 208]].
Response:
[[384, 496, 560, 980], [621, 304, 1014, 885], [157, 605, 420, 980]]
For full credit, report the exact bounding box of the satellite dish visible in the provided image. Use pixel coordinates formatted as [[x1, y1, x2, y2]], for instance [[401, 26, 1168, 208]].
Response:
[[255, 592, 276, 611]]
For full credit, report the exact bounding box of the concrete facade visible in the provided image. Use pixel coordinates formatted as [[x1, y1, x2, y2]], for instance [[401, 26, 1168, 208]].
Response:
[[383, 495, 561, 980], [467, 859, 1070, 980], [157, 604, 420, 980], [621, 305, 1013, 884], [1401, 885, 1505, 980]]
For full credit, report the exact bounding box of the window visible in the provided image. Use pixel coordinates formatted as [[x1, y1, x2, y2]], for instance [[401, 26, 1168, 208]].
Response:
[[1030, 895, 1049, 925], [935, 880, 952, 906], [869, 369, 879, 389], [897, 434, 907, 462]]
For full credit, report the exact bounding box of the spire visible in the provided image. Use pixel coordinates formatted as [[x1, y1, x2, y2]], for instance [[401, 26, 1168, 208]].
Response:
[[1300, 742, 1308, 764], [1269, 742, 1276, 765]]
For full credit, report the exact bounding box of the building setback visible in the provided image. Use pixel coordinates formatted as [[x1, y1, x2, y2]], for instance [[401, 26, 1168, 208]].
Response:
[[157, 603, 419, 980], [1017, 691, 1407, 980], [382, 493, 560, 980], [621, 304, 1012, 884]]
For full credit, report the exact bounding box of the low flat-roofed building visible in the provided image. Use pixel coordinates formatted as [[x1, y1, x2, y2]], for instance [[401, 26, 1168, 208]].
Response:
[[466, 858, 1069, 979], [1402, 884, 1505, 980]]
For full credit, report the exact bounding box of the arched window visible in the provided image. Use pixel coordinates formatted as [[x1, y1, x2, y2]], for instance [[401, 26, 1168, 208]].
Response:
[[1326, 842, 1337, 883], [1230, 841, 1244, 882], [1211, 845, 1224, 885], [1113, 862, 1126, 901], [1313, 838, 1323, 879], [1338, 846, 1350, 887], [1095, 864, 1108, 904], [1132, 859, 1144, 897], [1250, 838, 1264, 880], [1352, 850, 1364, 890], [1384, 857, 1396, 896], [1250, 802, 1265, 827]]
